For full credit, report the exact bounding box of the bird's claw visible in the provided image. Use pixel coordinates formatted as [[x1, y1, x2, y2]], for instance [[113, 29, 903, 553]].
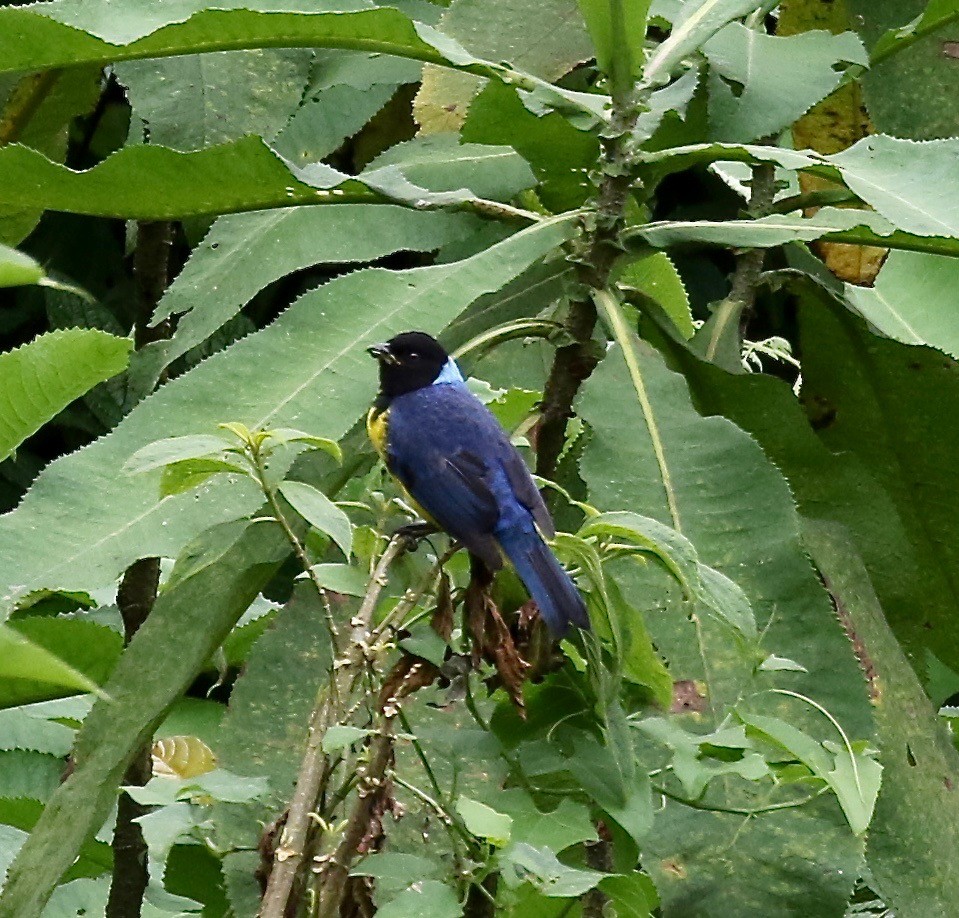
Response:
[[395, 521, 437, 547]]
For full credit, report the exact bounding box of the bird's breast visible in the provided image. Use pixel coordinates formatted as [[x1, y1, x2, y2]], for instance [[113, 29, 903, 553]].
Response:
[[366, 404, 389, 462]]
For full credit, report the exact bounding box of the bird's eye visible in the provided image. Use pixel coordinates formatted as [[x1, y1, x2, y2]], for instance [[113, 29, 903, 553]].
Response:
[[408, 352, 419, 359]]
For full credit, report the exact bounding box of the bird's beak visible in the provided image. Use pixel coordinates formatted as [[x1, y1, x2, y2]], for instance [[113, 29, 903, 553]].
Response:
[[367, 343, 398, 365]]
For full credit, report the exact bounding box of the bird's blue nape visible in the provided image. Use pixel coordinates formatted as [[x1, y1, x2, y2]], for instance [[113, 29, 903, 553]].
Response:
[[432, 357, 465, 386]]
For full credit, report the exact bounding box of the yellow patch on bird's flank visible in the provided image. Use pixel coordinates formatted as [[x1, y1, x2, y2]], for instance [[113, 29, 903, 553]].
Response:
[[366, 405, 389, 461]]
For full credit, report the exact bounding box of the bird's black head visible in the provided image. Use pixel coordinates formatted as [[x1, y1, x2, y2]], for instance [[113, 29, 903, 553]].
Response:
[[367, 331, 451, 398]]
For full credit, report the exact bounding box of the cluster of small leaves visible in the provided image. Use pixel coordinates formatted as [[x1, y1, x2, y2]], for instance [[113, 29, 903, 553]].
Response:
[[0, 0, 957, 915]]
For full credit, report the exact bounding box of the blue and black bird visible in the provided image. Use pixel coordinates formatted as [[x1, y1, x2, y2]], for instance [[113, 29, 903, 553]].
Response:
[[366, 331, 589, 636]]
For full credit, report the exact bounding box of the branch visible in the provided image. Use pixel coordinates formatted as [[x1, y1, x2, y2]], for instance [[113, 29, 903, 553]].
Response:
[[107, 218, 173, 918], [535, 87, 642, 481], [699, 158, 777, 364], [258, 534, 412, 918]]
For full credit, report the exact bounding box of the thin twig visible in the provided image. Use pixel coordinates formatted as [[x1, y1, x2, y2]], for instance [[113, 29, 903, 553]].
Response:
[[248, 447, 342, 655], [258, 535, 412, 918], [652, 783, 827, 816]]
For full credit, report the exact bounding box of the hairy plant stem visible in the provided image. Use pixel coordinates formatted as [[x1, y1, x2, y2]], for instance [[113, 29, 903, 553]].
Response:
[[0, 69, 61, 146], [536, 89, 642, 482], [107, 220, 173, 918], [259, 535, 418, 918], [702, 159, 778, 364]]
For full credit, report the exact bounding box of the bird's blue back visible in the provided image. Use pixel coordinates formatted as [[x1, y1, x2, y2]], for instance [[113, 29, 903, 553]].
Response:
[[382, 368, 589, 634]]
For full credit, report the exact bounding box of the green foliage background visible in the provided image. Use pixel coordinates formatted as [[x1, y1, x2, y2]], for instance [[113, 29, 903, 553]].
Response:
[[0, 0, 958, 915]]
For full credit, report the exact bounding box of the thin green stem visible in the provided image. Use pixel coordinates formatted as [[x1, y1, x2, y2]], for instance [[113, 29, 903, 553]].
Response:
[[653, 783, 827, 816], [870, 9, 959, 66]]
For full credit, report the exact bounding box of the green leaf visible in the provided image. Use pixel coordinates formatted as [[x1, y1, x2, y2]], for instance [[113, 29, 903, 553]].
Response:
[[321, 725, 370, 753], [803, 521, 959, 916], [644, 0, 765, 86], [0, 244, 43, 288], [577, 0, 651, 93], [856, 0, 959, 139], [845, 250, 959, 356], [617, 251, 693, 338], [115, 49, 312, 151], [304, 563, 367, 597], [152, 206, 479, 366], [580, 300, 871, 912], [462, 81, 599, 212], [377, 880, 462, 918], [0, 751, 63, 803], [160, 458, 248, 497], [0, 329, 131, 462], [492, 789, 598, 853], [362, 135, 537, 204], [504, 843, 605, 898], [212, 580, 334, 913], [122, 435, 230, 474], [738, 711, 881, 836], [278, 480, 352, 558], [795, 303, 959, 672], [0, 4, 456, 79], [632, 207, 959, 257], [599, 872, 659, 917], [0, 519, 290, 918], [0, 624, 105, 701], [704, 26, 866, 142], [830, 135, 959, 237], [350, 852, 445, 894], [0, 215, 574, 617], [0, 707, 75, 756], [413, 0, 593, 133], [455, 796, 512, 846]]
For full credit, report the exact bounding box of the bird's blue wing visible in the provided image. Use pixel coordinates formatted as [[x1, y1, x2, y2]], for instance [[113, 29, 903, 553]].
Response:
[[389, 444, 503, 570]]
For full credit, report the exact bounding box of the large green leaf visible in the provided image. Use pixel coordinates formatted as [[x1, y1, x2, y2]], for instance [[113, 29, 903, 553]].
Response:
[[576, 0, 651, 94], [0, 328, 132, 461], [152, 206, 480, 366], [0, 215, 574, 617], [413, 0, 593, 133], [845, 250, 959, 356], [852, 0, 959, 140], [577, 315, 870, 913], [0, 625, 106, 703], [0, 519, 290, 918], [795, 303, 959, 673], [703, 25, 866, 142], [116, 49, 313, 151], [648, 303, 959, 689], [804, 522, 959, 918], [0, 3, 464, 78]]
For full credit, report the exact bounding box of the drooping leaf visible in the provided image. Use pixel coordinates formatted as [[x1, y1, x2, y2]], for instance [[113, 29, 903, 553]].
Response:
[[0, 329, 131, 461], [632, 208, 959, 258], [503, 843, 605, 898], [0, 215, 574, 617], [644, 0, 767, 86], [703, 25, 866, 142], [0, 519, 290, 918], [362, 135, 537, 204]]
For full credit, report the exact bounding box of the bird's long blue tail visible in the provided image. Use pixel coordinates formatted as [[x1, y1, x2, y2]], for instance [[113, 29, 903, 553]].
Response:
[[496, 523, 589, 636]]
